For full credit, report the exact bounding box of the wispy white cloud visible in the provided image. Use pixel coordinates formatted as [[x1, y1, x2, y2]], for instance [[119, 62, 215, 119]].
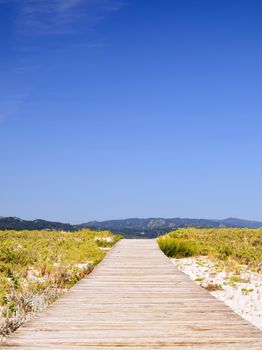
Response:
[[0, 0, 123, 122], [1, 0, 123, 35], [0, 92, 29, 123], [0, 64, 36, 123], [19, 0, 82, 34]]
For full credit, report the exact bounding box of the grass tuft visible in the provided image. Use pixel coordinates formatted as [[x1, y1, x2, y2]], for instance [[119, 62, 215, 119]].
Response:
[[0, 229, 122, 337], [157, 228, 262, 269]]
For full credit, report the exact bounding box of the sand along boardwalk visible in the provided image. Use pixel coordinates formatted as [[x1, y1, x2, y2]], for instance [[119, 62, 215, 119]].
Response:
[[2, 239, 262, 349]]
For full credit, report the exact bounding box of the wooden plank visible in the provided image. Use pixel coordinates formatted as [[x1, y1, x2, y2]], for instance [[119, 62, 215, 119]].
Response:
[[2, 239, 262, 349]]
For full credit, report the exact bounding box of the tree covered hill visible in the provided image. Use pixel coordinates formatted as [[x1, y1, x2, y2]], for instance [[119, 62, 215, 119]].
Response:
[[1, 216, 262, 238], [0, 217, 78, 231], [81, 217, 262, 238]]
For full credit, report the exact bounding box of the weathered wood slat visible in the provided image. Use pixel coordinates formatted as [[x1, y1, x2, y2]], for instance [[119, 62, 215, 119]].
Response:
[[2, 239, 262, 349]]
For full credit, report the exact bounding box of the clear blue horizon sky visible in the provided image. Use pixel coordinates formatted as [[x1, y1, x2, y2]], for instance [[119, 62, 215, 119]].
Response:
[[0, 0, 261, 223]]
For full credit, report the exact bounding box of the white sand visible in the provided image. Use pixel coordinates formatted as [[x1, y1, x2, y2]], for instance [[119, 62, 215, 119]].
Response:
[[172, 256, 262, 330]]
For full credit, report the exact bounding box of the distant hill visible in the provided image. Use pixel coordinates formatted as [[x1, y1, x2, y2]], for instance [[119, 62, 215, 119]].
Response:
[[0, 217, 77, 231], [1, 216, 262, 238], [220, 217, 262, 228], [81, 217, 262, 238]]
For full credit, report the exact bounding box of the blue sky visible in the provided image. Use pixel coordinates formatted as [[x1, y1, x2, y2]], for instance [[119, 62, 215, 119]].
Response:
[[0, 0, 261, 223]]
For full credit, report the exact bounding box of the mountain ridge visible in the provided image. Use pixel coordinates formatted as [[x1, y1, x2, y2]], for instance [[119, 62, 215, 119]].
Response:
[[81, 217, 262, 237], [1, 216, 262, 238], [0, 217, 78, 231]]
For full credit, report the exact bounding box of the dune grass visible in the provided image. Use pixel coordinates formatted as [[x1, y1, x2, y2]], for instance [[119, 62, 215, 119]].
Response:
[[157, 228, 262, 269], [0, 229, 121, 337]]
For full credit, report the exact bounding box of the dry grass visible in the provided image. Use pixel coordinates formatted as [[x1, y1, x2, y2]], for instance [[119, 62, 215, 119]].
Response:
[[157, 227, 262, 270], [0, 229, 121, 337]]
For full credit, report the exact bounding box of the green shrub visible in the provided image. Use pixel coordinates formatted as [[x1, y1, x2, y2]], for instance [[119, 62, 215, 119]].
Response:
[[157, 236, 199, 258], [157, 228, 262, 269], [0, 228, 120, 336]]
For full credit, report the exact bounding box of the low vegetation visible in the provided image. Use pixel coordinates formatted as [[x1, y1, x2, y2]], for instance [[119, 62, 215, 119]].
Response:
[[157, 228, 262, 269], [0, 229, 121, 338]]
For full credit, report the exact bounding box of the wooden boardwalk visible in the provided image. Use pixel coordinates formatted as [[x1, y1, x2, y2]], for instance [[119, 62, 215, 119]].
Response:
[[2, 239, 262, 349]]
